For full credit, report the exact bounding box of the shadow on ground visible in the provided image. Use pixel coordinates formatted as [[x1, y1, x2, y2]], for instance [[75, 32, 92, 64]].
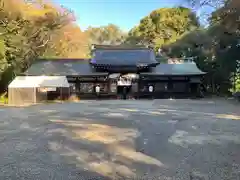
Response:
[[0, 99, 240, 179]]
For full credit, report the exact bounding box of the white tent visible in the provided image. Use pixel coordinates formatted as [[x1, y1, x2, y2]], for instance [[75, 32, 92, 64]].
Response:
[[8, 76, 69, 88], [8, 76, 70, 106]]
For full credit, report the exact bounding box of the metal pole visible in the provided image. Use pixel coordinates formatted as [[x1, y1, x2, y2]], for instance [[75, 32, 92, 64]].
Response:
[[137, 78, 140, 99]]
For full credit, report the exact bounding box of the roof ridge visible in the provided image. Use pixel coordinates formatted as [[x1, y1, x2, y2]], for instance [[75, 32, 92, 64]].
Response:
[[36, 58, 90, 61], [92, 44, 151, 50]]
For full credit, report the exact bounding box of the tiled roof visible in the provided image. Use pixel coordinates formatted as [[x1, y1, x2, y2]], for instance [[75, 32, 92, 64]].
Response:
[[24, 59, 108, 76], [92, 44, 149, 50], [141, 63, 205, 76], [91, 49, 158, 66], [24, 59, 205, 76]]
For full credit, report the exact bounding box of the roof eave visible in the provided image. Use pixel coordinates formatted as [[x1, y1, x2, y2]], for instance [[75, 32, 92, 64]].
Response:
[[140, 73, 206, 76]]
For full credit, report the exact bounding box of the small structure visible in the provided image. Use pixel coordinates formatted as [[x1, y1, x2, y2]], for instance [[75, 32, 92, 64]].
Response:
[[8, 76, 69, 106]]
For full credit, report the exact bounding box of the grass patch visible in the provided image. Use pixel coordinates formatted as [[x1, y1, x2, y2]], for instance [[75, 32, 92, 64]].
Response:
[[0, 92, 8, 104]]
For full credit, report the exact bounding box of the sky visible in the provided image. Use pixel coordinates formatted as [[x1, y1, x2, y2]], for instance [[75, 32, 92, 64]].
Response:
[[54, 0, 185, 32]]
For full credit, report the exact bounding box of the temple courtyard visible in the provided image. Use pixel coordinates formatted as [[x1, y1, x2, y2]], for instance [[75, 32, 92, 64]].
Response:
[[0, 99, 240, 179]]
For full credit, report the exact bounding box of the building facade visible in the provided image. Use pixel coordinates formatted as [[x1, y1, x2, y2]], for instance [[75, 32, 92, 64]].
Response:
[[24, 45, 205, 99]]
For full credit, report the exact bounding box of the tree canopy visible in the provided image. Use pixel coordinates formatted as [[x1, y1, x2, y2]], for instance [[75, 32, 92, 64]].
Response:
[[125, 7, 200, 50], [162, 0, 240, 93], [85, 24, 127, 45], [0, 0, 88, 91], [84, 24, 127, 57]]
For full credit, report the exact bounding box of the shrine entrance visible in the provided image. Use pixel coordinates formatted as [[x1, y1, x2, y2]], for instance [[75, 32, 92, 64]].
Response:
[[108, 73, 139, 99], [117, 86, 132, 99], [117, 75, 132, 99]]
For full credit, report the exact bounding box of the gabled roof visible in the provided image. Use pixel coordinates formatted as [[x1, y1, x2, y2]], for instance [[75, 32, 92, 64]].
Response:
[[24, 59, 108, 76], [92, 44, 150, 50], [141, 63, 206, 76], [91, 46, 158, 66]]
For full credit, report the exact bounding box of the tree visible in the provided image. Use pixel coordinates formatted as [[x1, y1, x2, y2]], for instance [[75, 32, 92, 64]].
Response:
[[0, 0, 88, 91], [84, 24, 127, 57], [210, 0, 240, 35], [125, 7, 200, 51], [185, 0, 240, 34], [184, 0, 224, 8], [85, 24, 126, 45], [161, 2, 240, 94]]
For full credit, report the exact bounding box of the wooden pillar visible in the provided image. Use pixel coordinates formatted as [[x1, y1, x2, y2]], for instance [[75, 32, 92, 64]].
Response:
[[34, 87, 37, 104], [197, 83, 201, 97], [168, 77, 172, 98], [68, 87, 70, 100], [186, 77, 190, 95], [137, 78, 141, 99], [60, 87, 62, 102], [108, 78, 111, 95]]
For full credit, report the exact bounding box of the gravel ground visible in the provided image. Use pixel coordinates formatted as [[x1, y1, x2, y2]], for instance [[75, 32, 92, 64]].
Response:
[[0, 99, 239, 180]]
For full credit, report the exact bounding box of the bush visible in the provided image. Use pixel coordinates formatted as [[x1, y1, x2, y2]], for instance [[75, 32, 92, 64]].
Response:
[[0, 92, 8, 104]]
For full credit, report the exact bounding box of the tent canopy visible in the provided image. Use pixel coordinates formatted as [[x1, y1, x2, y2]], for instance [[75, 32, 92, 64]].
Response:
[[9, 76, 69, 88]]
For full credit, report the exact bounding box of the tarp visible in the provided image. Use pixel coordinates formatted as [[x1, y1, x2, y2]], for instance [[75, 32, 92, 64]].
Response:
[[9, 76, 70, 88]]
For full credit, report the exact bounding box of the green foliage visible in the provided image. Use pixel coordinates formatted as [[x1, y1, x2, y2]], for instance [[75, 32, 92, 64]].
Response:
[[85, 24, 127, 57], [183, 0, 240, 94], [125, 7, 200, 49], [230, 74, 240, 93], [0, 0, 87, 92], [0, 92, 8, 104], [161, 0, 240, 94], [86, 24, 127, 45], [235, 77, 240, 92], [184, 0, 224, 8]]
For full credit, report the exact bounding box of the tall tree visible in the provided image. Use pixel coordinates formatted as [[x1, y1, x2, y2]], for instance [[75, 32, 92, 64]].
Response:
[[184, 0, 224, 8], [162, 1, 240, 94], [125, 7, 200, 50], [0, 0, 88, 91], [85, 24, 127, 45]]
